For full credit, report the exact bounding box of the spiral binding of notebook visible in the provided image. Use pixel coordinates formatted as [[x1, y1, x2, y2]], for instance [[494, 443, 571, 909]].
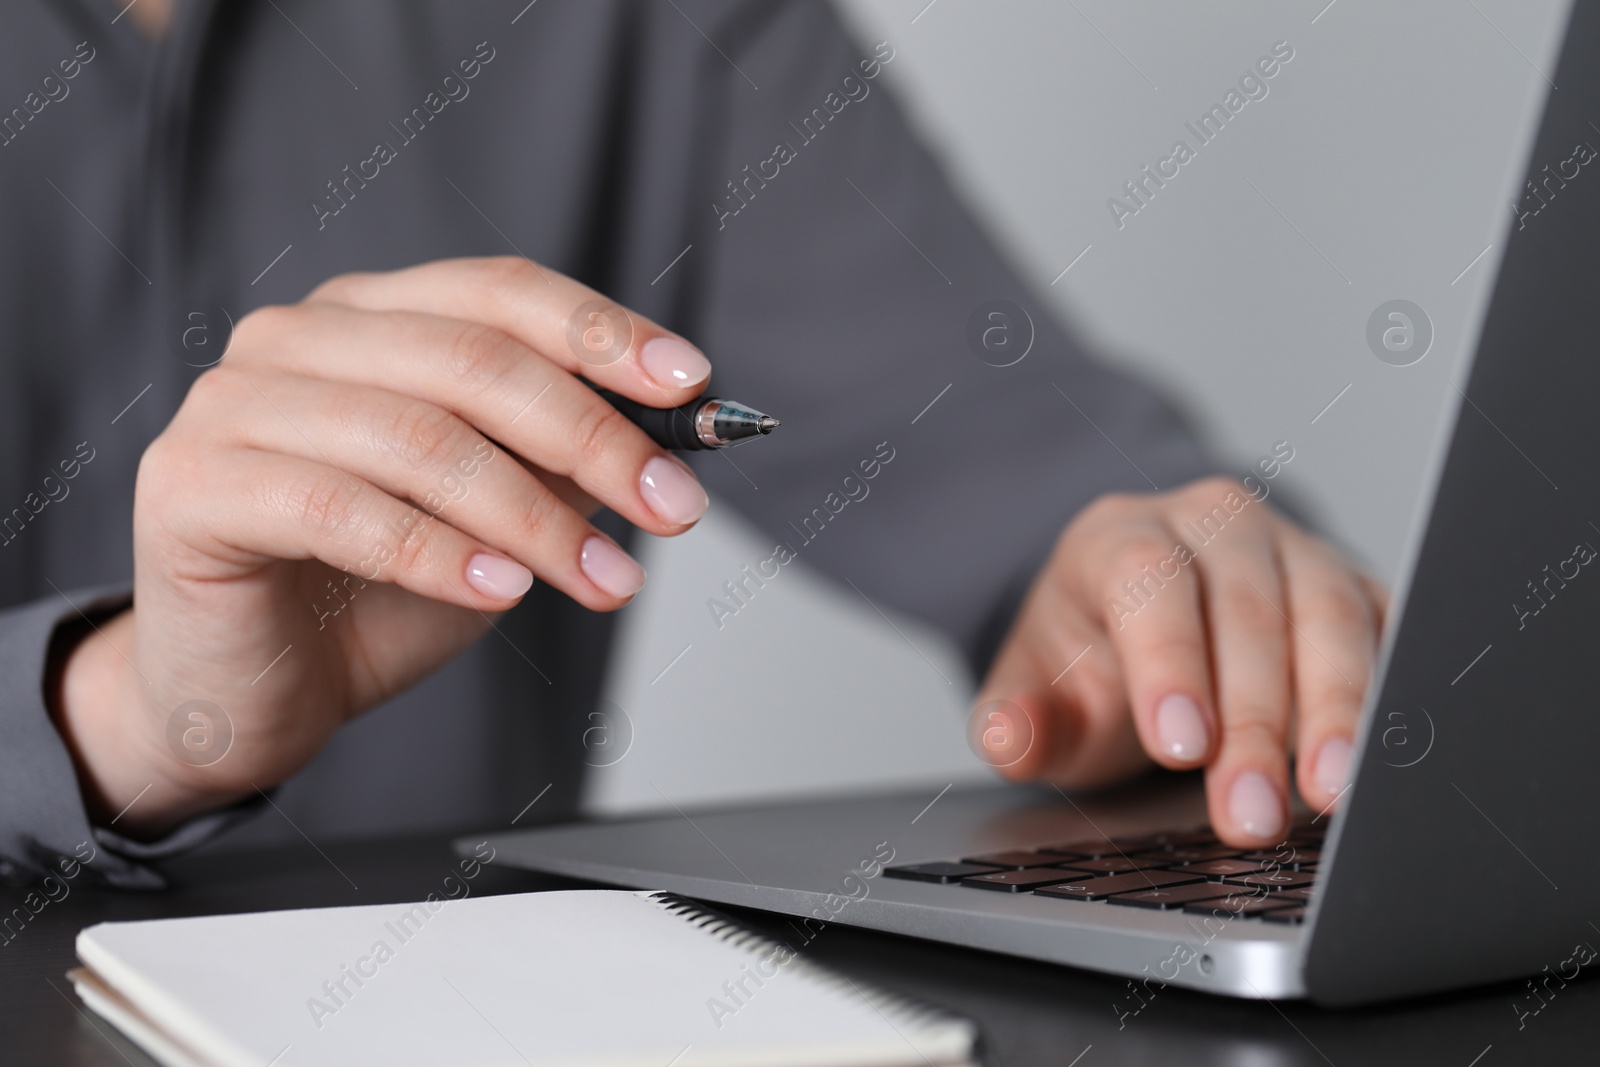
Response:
[[646, 891, 975, 1043]]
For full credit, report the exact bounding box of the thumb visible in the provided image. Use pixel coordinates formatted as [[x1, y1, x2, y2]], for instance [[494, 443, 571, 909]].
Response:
[[968, 688, 1071, 781], [969, 631, 1081, 780], [971, 634, 1147, 790]]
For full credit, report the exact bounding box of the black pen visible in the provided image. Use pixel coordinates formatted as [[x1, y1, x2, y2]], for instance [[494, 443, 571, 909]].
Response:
[[597, 389, 779, 450]]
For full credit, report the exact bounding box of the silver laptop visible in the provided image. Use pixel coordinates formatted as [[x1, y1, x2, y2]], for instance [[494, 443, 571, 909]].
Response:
[[462, 2, 1600, 1006]]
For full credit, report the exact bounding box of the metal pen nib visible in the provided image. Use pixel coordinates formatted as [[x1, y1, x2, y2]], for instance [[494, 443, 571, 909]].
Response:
[[591, 387, 779, 451], [694, 399, 780, 447]]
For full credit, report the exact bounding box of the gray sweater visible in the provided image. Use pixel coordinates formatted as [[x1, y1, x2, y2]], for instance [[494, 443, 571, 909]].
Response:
[[0, 0, 1208, 889]]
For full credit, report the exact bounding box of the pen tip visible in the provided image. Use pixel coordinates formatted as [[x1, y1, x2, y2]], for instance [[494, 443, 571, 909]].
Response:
[[758, 416, 779, 434]]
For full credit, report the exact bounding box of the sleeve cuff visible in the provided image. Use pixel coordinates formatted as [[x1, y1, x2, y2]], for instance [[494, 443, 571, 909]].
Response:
[[0, 586, 261, 892]]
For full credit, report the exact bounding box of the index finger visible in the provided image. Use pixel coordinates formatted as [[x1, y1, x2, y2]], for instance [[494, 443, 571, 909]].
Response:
[[1096, 517, 1218, 772], [308, 256, 711, 406]]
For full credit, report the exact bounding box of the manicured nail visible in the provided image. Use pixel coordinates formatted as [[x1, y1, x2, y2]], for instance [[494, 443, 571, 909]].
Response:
[[465, 553, 533, 601], [640, 336, 711, 390], [1154, 693, 1208, 762], [580, 536, 646, 598], [1313, 737, 1352, 798], [640, 456, 709, 526], [1228, 771, 1284, 841]]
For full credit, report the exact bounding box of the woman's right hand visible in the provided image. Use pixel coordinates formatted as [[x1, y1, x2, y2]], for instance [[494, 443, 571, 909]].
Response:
[[53, 257, 715, 837]]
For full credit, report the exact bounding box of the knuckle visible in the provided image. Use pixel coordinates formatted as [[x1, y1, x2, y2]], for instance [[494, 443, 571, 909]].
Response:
[[1306, 582, 1373, 636], [1188, 474, 1249, 502], [229, 304, 297, 353], [289, 474, 365, 538], [135, 432, 192, 504], [441, 322, 521, 391], [1216, 580, 1283, 631], [1220, 714, 1284, 752], [181, 365, 239, 412], [144, 373, 243, 493], [1080, 490, 1139, 524], [480, 255, 544, 293], [1108, 534, 1178, 578], [306, 271, 370, 303], [1183, 487, 1257, 536], [386, 511, 440, 574], [569, 400, 631, 471], [388, 400, 470, 470], [520, 484, 565, 542]]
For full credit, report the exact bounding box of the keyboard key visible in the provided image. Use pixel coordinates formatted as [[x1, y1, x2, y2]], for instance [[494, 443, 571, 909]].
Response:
[[953, 870, 1081, 895], [1034, 869, 1204, 902], [1112, 829, 1216, 851], [884, 862, 1002, 884], [1263, 906, 1308, 925], [1183, 893, 1295, 918], [1036, 839, 1116, 859], [1106, 881, 1237, 910], [1236, 848, 1318, 870], [1144, 845, 1244, 864], [1066, 856, 1173, 876], [1224, 871, 1317, 891], [1185, 858, 1264, 878], [960, 850, 1060, 869], [961, 868, 1084, 892]]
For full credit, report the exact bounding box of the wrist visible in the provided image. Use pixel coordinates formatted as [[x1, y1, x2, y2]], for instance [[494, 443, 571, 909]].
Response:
[[52, 609, 237, 838]]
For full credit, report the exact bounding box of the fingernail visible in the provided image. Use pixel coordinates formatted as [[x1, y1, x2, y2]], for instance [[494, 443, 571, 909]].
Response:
[[465, 553, 533, 601], [1313, 737, 1353, 798], [1228, 771, 1285, 841], [640, 336, 711, 390], [1154, 693, 1208, 762], [580, 536, 646, 598], [640, 456, 709, 526]]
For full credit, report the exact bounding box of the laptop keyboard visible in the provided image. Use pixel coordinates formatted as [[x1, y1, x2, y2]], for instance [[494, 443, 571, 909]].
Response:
[[884, 823, 1322, 925]]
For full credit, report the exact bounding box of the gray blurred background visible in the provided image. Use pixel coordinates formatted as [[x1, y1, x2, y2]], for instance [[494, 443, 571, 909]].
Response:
[[585, 0, 1568, 815]]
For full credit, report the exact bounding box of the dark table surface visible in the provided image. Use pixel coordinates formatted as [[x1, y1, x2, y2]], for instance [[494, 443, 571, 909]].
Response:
[[2, 830, 1593, 1066]]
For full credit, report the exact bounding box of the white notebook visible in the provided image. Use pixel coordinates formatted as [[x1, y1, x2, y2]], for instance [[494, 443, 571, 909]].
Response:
[[72, 890, 976, 1067]]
